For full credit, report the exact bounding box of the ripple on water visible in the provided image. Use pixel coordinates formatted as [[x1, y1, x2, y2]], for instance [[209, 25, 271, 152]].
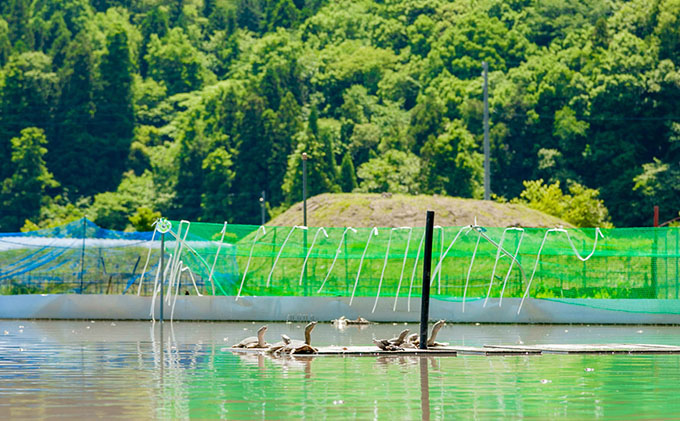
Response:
[[0, 321, 679, 419]]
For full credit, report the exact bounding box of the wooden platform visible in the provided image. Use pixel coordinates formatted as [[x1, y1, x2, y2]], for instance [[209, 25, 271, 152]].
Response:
[[483, 343, 680, 354], [226, 343, 680, 356]]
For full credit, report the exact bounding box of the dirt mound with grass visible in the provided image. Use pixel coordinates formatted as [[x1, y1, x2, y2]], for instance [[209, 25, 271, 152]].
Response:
[[268, 193, 571, 228]]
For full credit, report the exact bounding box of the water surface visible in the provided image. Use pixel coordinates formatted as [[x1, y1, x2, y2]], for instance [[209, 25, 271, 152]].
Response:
[[1, 320, 679, 419]]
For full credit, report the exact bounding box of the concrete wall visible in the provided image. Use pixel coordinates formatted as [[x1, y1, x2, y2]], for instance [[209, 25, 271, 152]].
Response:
[[1, 294, 679, 324]]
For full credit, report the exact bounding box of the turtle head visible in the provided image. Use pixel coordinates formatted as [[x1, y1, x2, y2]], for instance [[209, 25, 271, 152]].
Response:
[[256, 325, 268, 347], [304, 321, 317, 345]]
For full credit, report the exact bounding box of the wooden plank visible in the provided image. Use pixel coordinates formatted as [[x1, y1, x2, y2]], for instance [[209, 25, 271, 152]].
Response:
[[484, 343, 680, 354], [438, 345, 541, 355], [224, 346, 458, 356], [316, 346, 457, 356], [225, 343, 680, 356]]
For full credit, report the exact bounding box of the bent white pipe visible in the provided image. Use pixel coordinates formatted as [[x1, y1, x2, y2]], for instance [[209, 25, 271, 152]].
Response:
[[349, 227, 379, 306], [299, 227, 329, 286], [235, 226, 267, 301], [318, 227, 357, 293]]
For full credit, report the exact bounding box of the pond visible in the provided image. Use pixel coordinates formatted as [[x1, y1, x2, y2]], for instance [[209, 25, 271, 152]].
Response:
[[1, 320, 679, 419]]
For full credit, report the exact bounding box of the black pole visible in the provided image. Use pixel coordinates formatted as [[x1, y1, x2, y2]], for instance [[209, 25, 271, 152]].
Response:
[[302, 152, 308, 296], [302, 153, 308, 226], [419, 211, 435, 349], [160, 232, 165, 323], [79, 217, 86, 293]]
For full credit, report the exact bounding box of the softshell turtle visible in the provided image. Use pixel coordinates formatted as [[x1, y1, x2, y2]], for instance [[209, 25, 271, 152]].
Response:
[[373, 328, 409, 351], [403, 333, 419, 348], [267, 334, 292, 354], [427, 320, 447, 347], [346, 317, 371, 325], [232, 325, 269, 348], [276, 321, 318, 355], [389, 329, 410, 346], [403, 320, 447, 348], [373, 338, 404, 351]]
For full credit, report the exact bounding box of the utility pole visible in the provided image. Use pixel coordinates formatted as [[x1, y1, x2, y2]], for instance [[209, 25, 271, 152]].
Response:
[[79, 217, 86, 293], [483, 61, 490, 201]]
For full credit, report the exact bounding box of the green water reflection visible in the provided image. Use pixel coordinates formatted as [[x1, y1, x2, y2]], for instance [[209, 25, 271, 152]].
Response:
[[1, 321, 680, 419], [173, 352, 680, 419]]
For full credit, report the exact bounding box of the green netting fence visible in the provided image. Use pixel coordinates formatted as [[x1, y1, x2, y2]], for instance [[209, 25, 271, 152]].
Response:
[[2, 219, 679, 311], [153, 221, 680, 307]]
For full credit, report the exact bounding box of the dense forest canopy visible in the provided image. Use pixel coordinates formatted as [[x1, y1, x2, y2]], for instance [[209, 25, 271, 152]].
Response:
[[0, 0, 678, 231]]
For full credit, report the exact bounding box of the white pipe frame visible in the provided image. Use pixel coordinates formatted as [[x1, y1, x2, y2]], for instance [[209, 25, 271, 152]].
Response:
[[170, 259, 183, 322], [462, 231, 482, 313], [235, 225, 267, 301], [267, 225, 308, 288], [207, 222, 228, 296], [167, 229, 227, 296], [406, 230, 426, 312], [372, 227, 411, 313], [165, 221, 190, 304], [299, 227, 329, 286], [181, 263, 203, 296], [150, 253, 173, 321], [317, 227, 357, 293], [517, 227, 603, 314], [481, 227, 525, 308], [349, 227, 379, 306], [137, 228, 157, 296], [430, 225, 475, 286], [432, 226, 444, 294], [392, 227, 413, 311]]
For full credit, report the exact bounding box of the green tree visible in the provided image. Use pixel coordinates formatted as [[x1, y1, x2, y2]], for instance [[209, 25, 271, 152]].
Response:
[[5, 0, 33, 49], [90, 170, 157, 229], [339, 151, 358, 192], [512, 179, 613, 227], [633, 159, 680, 225], [655, 0, 680, 62], [356, 149, 421, 194], [0, 128, 58, 231], [32, 0, 94, 37], [592, 17, 610, 49], [201, 148, 235, 222], [0, 18, 11, 66], [281, 137, 339, 206], [420, 120, 483, 198], [0, 52, 58, 181], [408, 94, 445, 154], [93, 25, 135, 191], [50, 32, 99, 197], [43, 12, 72, 69], [237, 0, 262, 33], [145, 27, 206, 95], [139, 5, 169, 76], [264, 92, 302, 207], [231, 94, 271, 223], [268, 0, 299, 31], [129, 206, 161, 232]]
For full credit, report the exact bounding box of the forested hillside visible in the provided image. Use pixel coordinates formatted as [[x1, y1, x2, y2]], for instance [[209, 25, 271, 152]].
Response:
[[0, 0, 678, 231]]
